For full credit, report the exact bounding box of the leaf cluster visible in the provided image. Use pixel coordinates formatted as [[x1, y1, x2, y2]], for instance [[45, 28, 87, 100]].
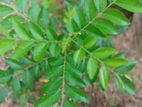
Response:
[[0, 0, 141, 107]]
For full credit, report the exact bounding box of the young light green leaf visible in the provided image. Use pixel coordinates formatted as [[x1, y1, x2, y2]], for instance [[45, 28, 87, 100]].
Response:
[[73, 49, 85, 64], [115, 0, 142, 12], [99, 65, 109, 90], [87, 57, 98, 80], [93, 47, 116, 59], [33, 41, 47, 61], [11, 41, 33, 60], [0, 38, 14, 55], [104, 57, 128, 67], [104, 8, 130, 26], [35, 90, 61, 107], [65, 85, 89, 103]]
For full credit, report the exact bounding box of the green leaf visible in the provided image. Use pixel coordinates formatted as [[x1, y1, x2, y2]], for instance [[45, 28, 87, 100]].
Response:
[[64, 99, 79, 107], [75, 9, 86, 28], [84, 35, 96, 49], [85, 25, 106, 38], [0, 4, 13, 17], [29, 22, 44, 39], [22, 70, 34, 89], [35, 90, 61, 107], [70, 19, 80, 32], [115, 0, 142, 12], [115, 73, 125, 91], [93, 48, 116, 59], [16, 0, 28, 13], [33, 41, 48, 61], [12, 20, 32, 40], [0, 0, 11, 3], [11, 76, 21, 95], [28, 0, 41, 22], [40, 77, 62, 93], [49, 44, 61, 57], [115, 60, 137, 74], [32, 65, 40, 81], [121, 76, 136, 95], [11, 41, 33, 60], [73, 49, 85, 64], [20, 95, 27, 107], [46, 27, 57, 40], [0, 25, 8, 35], [88, 0, 97, 19], [0, 38, 14, 55], [94, 0, 107, 11], [7, 58, 23, 70], [1, 14, 23, 30], [0, 87, 8, 103], [66, 68, 85, 87], [115, 74, 136, 95], [65, 85, 89, 103], [104, 57, 128, 67], [0, 70, 12, 84], [38, 7, 48, 29], [94, 18, 119, 35], [99, 65, 109, 90], [87, 57, 98, 80], [104, 8, 130, 26]]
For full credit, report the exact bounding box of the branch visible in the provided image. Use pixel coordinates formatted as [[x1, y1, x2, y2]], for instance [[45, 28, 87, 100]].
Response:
[[61, 51, 67, 106]]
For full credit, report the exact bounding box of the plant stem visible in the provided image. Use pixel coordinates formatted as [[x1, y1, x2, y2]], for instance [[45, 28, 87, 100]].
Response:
[[61, 50, 67, 106]]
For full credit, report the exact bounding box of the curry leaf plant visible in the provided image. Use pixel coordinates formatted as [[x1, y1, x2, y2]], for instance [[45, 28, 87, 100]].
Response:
[[0, 0, 141, 107]]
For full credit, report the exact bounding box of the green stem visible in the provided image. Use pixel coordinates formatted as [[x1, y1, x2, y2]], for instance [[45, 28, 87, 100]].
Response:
[[61, 50, 67, 106]]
